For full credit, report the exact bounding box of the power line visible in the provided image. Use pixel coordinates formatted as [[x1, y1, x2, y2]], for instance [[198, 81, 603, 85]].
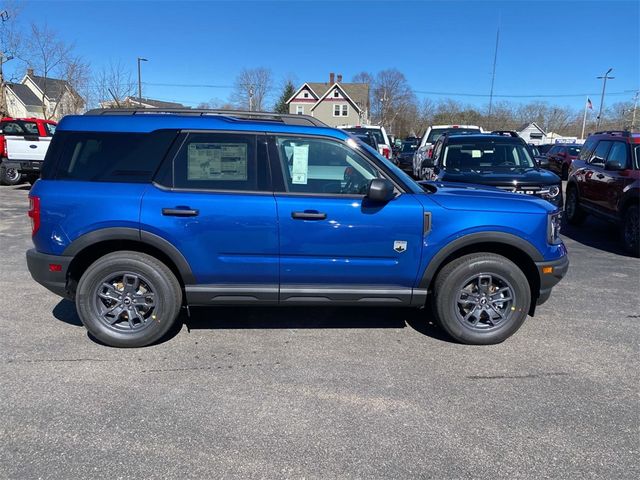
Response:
[[413, 90, 632, 99]]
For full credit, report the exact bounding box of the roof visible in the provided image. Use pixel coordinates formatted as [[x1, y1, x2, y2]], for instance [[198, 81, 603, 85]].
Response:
[[57, 112, 350, 139], [517, 122, 546, 135], [27, 75, 72, 101], [124, 97, 186, 109], [288, 82, 369, 111], [310, 83, 362, 113], [6, 83, 42, 107]]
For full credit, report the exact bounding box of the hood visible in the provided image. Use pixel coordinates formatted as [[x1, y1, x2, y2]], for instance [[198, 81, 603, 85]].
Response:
[[437, 168, 560, 186], [419, 181, 556, 214]]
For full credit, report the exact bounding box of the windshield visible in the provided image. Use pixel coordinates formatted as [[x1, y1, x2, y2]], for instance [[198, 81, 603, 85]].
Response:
[[343, 128, 385, 146], [426, 127, 480, 144], [567, 146, 581, 156], [401, 142, 417, 153], [443, 142, 536, 171], [355, 139, 423, 193]]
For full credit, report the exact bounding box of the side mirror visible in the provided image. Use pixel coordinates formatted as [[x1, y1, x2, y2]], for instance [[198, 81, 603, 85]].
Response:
[[536, 156, 549, 169], [366, 178, 395, 203], [605, 159, 625, 171], [421, 157, 435, 168]]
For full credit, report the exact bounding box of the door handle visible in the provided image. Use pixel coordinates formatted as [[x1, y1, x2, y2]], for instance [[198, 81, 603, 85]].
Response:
[[162, 207, 199, 217], [291, 211, 327, 220]]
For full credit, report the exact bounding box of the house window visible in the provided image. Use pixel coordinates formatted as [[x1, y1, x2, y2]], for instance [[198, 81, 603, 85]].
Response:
[[333, 90, 340, 98], [333, 104, 348, 117], [341, 105, 348, 116], [303, 92, 309, 98], [296, 105, 304, 115]]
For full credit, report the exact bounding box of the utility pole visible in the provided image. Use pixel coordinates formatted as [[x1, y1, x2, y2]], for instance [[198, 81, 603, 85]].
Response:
[[137, 57, 148, 107], [249, 85, 254, 111], [0, 52, 14, 116], [596, 68, 614, 129], [632, 90, 639, 130], [487, 26, 500, 128]]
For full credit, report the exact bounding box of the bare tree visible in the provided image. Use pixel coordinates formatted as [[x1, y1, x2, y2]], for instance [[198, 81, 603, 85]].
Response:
[[371, 69, 414, 130], [0, 1, 23, 114], [94, 60, 135, 107], [196, 97, 235, 110], [231, 67, 273, 111], [62, 55, 90, 113], [25, 23, 73, 119]]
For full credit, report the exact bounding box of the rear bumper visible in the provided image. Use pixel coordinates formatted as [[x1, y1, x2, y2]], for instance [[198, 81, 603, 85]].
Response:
[[535, 254, 569, 305], [18, 160, 42, 174], [26, 249, 73, 299]]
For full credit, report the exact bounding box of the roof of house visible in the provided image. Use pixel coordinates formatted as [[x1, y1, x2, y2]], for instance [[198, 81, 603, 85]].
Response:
[[6, 83, 42, 107], [27, 75, 72, 101], [289, 82, 369, 110], [124, 96, 186, 109], [517, 122, 546, 135]]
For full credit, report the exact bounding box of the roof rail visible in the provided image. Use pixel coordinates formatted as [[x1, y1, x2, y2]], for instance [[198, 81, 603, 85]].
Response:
[[84, 108, 329, 128], [490, 130, 520, 137], [593, 130, 630, 137]]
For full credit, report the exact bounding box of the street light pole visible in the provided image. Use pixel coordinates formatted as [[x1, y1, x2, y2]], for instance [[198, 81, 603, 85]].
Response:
[[137, 57, 148, 107], [596, 68, 614, 129]]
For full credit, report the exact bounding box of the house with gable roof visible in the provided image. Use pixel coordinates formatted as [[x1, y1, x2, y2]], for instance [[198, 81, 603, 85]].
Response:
[[287, 73, 369, 127], [4, 68, 85, 120]]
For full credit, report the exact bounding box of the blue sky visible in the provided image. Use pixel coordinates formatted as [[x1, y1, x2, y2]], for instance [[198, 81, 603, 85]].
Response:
[[8, 0, 640, 110]]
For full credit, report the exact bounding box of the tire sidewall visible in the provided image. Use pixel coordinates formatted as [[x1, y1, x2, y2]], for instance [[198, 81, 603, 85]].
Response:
[[436, 255, 531, 345], [0, 165, 23, 186], [76, 254, 181, 347], [623, 205, 639, 255]]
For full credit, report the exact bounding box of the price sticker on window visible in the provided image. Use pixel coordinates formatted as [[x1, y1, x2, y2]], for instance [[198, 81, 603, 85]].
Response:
[[291, 144, 309, 184]]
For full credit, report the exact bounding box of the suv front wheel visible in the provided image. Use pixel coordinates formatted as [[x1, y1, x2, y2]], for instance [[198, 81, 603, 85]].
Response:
[[623, 204, 639, 257], [76, 251, 182, 347], [433, 253, 531, 344]]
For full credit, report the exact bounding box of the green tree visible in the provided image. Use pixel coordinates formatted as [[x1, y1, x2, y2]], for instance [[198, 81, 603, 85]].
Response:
[[274, 81, 295, 114]]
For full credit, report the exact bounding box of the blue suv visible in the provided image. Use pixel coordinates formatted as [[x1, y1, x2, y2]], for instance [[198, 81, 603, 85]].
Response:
[[26, 109, 568, 347]]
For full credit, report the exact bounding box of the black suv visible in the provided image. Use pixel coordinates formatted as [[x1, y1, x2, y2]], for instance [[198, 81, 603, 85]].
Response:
[[421, 133, 563, 207]]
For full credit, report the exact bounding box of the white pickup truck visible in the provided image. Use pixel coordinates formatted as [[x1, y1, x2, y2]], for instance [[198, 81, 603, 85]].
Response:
[[0, 118, 56, 185]]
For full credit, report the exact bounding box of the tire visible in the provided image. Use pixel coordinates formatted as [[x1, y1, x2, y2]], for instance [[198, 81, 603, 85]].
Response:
[[622, 205, 640, 257], [561, 164, 569, 181], [0, 164, 23, 186], [565, 185, 586, 225], [76, 251, 182, 348], [433, 253, 531, 345]]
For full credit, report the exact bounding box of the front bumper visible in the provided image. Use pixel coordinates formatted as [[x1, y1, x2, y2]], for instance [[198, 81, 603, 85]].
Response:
[[535, 254, 569, 305], [26, 249, 73, 299]]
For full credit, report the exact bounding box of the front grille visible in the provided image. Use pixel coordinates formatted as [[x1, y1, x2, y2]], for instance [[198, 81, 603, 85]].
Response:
[[496, 185, 542, 195]]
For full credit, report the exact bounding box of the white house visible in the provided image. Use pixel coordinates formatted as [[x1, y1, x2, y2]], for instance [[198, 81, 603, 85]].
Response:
[[516, 122, 546, 145], [99, 96, 186, 109]]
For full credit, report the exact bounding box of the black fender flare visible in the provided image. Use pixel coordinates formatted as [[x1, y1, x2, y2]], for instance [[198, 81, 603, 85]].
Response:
[[419, 231, 544, 289], [62, 227, 196, 284]]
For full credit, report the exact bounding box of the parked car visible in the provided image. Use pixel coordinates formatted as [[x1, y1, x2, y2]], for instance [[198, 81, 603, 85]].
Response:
[[0, 117, 57, 185], [565, 130, 639, 255], [546, 144, 581, 180], [351, 131, 379, 151], [529, 144, 551, 169], [340, 125, 393, 159], [537, 144, 554, 155], [422, 133, 563, 208], [413, 125, 482, 178], [27, 108, 568, 348], [394, 141, 418, 173]]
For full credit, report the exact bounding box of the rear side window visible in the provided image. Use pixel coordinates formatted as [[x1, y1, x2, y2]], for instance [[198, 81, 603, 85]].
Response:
[[49, 130, 177, 183], [168, 132, 270, 192]]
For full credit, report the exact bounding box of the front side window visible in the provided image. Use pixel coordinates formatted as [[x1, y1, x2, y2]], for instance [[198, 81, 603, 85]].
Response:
[[171, 132, 269, 191], [275, 136, 381, 195], [442, 142, 536, 170], [589, 141, 612, 166], [580, 137, 597, 160], [606, 142, 628, 168]]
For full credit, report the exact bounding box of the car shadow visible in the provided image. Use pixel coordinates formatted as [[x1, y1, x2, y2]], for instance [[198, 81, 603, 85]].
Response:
[[52, 299, 455, 345], [561, 215, 633, 257]]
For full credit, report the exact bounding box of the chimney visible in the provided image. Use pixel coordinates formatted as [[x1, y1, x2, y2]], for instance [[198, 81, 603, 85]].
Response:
[[27, 68, 34, 77], [329, 72, 335, 84], [337, 74, 343, 83]]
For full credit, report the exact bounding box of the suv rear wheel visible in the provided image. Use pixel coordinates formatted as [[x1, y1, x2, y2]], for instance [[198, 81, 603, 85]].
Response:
[[433, 253, 531, 345], [76, 251, 182, 347], [565, 185, 586, 225], [622, 205, 639, 257]]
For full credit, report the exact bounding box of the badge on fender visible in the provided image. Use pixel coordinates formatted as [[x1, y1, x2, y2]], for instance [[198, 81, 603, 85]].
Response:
[[394, 241, 407, 253]]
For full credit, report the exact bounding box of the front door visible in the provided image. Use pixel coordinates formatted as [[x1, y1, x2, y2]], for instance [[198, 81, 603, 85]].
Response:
[[141, 131, 279, 304], [270, 135, 425, 305]]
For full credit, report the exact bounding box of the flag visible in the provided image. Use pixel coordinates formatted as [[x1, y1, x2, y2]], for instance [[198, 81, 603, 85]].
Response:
[[587, 98, 593, 110]]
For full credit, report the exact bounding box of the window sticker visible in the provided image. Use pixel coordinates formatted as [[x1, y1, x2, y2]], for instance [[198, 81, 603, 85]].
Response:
[[291, 144, 309, 184], [187, 143, 247, 181], [471, 150, 482, 158]]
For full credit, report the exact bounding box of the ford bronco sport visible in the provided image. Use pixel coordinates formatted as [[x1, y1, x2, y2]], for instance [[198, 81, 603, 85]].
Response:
[[27, 109, 568, 347]]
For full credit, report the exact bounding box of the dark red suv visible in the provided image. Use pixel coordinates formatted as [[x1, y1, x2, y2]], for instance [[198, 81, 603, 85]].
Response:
[[565, 131, 639, 255], [546, 144, 581, 180]]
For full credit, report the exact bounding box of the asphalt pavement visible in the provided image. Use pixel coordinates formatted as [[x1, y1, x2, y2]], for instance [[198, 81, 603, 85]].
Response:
[[0, 184, 638, 479]]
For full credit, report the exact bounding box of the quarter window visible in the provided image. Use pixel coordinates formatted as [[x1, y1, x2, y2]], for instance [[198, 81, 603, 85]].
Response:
[[275, 136, 381, 195], [171, 132, 269, 191]]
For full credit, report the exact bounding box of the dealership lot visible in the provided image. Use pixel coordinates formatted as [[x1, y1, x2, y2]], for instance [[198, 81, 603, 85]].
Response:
[[0, 184, 638, 479]]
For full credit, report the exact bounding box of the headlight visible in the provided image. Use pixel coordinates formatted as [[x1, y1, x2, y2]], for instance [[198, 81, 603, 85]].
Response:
[[547, 212, 562, 244], [547, 185, 560, 198]]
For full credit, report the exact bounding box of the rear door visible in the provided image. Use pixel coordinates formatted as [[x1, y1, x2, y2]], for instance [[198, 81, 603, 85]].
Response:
[[269, 135, 425, 305], [600, 141, 632, 214], [141, 131, 279, 303], [582, 140, 612, 209]]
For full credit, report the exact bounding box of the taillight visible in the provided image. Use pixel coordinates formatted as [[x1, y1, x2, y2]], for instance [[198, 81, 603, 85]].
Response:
[[427, 148, 434, 159], [0, 136, 6, 158], [382, 146, 391, 159], [28, 195, 40, 236]]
